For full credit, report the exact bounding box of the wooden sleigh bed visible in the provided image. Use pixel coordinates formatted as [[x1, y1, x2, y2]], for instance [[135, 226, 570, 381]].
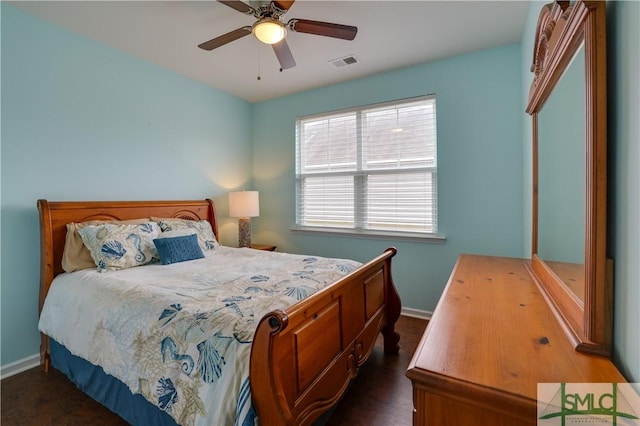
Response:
[[37, 198, 401, 425]]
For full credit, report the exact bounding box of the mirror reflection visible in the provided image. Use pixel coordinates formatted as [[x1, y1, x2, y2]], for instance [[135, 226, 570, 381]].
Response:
[[537, 44, 586, 302]]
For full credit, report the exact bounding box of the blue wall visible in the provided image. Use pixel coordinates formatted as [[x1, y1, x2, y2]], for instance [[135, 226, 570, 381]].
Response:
[[1, 5, 253, 366], [251, 44, 524, 314], [607, 0, 639, 383]]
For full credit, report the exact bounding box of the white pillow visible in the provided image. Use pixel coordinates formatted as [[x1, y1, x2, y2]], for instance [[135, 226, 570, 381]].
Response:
[[157, 228, 197, 239], [154, 219, 218, 251]]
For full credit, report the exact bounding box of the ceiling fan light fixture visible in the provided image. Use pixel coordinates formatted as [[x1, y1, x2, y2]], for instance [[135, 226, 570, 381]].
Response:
[[253, 19, 286, 44]]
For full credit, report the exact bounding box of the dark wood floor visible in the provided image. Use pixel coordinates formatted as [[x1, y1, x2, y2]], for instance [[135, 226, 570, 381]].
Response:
[[1, 316, 427, 426]]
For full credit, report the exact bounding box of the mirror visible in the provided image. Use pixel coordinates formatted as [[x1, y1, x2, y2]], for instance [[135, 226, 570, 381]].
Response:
[[526, 1, 610, 356], [537, 45, 586, 302]]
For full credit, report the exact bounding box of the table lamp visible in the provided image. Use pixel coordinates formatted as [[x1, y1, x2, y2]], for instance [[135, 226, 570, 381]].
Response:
[[228, 191, 260, 248]]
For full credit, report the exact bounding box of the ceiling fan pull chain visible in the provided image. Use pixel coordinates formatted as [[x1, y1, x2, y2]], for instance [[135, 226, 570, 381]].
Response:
[[257, 43, 262, 81]]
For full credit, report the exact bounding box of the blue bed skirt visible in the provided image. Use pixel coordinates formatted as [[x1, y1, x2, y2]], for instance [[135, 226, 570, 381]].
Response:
[[50, 339, 178, 426], [51, 339, 335, 425]]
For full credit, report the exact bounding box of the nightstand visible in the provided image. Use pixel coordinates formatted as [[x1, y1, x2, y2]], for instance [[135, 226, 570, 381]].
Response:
[[250, 244, 277, 252]]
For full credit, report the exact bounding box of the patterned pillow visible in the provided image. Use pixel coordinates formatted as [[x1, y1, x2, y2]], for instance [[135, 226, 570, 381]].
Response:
[[154, 219, 218, 251], [78, 222, 161, 272], [62, 218, 151, 272], [153, 234, 204, 265]]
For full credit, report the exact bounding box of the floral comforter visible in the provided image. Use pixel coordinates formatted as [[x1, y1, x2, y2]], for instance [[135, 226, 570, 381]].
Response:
[[38, 246, 361, 426]]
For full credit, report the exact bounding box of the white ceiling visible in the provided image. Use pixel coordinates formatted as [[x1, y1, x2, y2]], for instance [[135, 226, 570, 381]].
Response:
[[10, 0, 531, 103]]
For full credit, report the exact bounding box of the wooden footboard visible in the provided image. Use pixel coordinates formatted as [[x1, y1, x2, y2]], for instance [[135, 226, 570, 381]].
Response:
[[250, 247, 401, 426]]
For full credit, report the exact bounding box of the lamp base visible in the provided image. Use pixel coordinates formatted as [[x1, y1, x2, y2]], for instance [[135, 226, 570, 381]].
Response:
[[238, 218, 251, 248]]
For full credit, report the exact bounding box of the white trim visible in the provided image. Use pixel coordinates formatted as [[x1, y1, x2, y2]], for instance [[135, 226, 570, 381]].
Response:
[[297, 94, 436, 121], [290, 226, 446, 243], [401, 307, 432, 321], [1, 353, 40, 380]]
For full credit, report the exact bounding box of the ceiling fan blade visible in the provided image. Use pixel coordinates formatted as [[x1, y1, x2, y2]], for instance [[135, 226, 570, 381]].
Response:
[[272, 39, 296, 69], [217, 0, 255, 15], [198, 27, 252, 51], [289, 19, 357, 41], [272, 0, 295, 12]]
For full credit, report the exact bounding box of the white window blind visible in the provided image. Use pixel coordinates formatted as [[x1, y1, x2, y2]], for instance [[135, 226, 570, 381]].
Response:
[[295, 95, 438, 236]]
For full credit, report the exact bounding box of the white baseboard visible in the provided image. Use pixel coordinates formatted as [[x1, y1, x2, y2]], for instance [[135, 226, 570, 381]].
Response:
[[401, 307, 432, 321], [1, 353, 40, 380]]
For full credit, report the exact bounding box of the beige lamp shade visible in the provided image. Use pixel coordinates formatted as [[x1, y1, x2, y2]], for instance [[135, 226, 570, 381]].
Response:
[[229, 191, 260, 218]]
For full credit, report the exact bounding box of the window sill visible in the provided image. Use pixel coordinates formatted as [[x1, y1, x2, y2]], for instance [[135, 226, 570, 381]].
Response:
[[290, 226, 446, 244]]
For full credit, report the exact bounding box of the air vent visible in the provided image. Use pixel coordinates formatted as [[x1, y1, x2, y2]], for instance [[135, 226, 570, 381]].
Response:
[[330, 55, 359, 68]]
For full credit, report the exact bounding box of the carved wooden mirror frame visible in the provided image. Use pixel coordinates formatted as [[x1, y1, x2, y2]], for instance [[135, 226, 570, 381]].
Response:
[[526, 0, 610, 356]]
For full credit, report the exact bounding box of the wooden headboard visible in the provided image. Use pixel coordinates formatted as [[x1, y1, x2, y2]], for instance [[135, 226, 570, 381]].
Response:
[[37, 199, 218, 311]]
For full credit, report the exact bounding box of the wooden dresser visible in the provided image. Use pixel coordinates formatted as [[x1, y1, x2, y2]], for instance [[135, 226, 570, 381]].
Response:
[[406, 254, 626, 425]]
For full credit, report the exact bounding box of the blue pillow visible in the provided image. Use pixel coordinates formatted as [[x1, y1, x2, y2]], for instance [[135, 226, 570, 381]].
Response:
[[153, 234, 205, 265]]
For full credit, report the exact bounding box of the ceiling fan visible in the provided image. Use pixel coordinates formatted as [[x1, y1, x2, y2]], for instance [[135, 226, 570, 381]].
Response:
[[198, 0, 358, 70]]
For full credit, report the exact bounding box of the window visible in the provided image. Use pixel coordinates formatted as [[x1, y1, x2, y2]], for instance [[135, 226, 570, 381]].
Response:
[[295, 95, 438, 238]]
